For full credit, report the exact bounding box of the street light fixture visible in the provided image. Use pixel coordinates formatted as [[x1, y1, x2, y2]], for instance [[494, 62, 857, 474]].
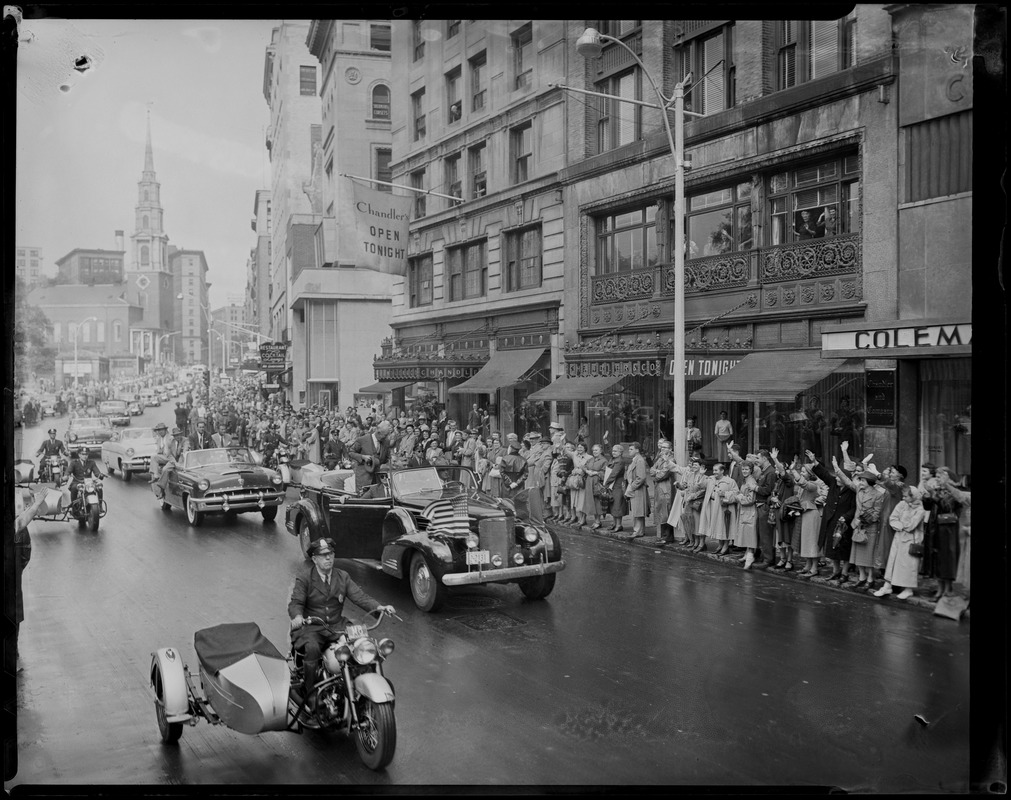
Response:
[[72, 316, 98, 390], [575, 26, 691, 463]]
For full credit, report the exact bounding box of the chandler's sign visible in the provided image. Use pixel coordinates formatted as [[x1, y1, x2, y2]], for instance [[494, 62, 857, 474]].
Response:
[[821, 320, 971, 358], [664, 356, 743, 380], [351, 181, 412, 275]]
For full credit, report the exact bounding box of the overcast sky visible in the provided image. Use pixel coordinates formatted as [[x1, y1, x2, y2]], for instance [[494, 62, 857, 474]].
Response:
[[16, 17, 282, 308]]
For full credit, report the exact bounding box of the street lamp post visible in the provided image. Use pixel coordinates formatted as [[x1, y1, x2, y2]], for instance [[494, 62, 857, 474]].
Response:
[[179, 293, 212, 396], [72, 316, 98, 390], [156, 331, 181, 365], [575, 27, 691, 463]]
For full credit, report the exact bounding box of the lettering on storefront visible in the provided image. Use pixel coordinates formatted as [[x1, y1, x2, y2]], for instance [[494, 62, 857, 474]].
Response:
[[864, 369, 897, 428], [664, 357, 742, 381], [351, 182, 412, 275], [822, 322, 971, 356]]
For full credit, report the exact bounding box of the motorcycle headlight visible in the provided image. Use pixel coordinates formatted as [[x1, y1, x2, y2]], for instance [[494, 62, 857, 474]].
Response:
[[197, 479, 210, 491], [465, 534, 479, 549], [353, 639, 378, 665], [335, 643, 352, 663], [378, 638, 395, 657], [272, 475, 282, 484], [125, 448, 135, 456], [522, 525, 539, 544]]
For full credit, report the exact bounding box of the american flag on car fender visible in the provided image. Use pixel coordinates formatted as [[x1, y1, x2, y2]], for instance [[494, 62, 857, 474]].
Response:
[[421, 500, 470, 535]]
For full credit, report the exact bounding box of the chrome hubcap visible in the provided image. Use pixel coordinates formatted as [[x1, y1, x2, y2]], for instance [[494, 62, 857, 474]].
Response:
[[414, 562, 431, 599]]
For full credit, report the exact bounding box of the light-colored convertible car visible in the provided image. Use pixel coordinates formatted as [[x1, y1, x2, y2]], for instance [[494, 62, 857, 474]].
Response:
[[102, 426, 161, 482]]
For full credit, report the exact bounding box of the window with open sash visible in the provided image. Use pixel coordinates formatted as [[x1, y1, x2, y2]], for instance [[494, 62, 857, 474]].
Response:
[[767, 155, 860, 245], [412, 88, 426, 141], [686, 182, 753, 258], [778, 17, 856, 90], [445, 154, 462, 208], [410, 169, 426, 219], [594, 68, 640, 153], [678, 24, 735, 116], [408, 254, 433, 307], [375, 148, 392, 192], [512, 24, 533, 90], [412, 21, 425, 61], [469, 143, 487, 198], [511, 123, 532, 184], [470, 51, 487, 111], [446, 67, 462, 124]]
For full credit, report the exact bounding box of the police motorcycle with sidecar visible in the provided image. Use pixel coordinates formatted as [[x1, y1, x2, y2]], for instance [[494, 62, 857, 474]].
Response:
[[150, 608, 401, 770], [14, 451, 108, 531]]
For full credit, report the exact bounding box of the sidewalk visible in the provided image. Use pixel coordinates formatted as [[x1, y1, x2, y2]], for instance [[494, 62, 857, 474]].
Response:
[[547, 515, 969, 619]]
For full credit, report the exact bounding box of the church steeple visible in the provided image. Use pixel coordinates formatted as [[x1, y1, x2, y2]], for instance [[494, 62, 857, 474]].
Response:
[[144, 110, 155, 175]]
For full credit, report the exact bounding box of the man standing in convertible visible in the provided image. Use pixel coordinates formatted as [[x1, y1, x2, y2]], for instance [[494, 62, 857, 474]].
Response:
[[288, 538, 396, 710]]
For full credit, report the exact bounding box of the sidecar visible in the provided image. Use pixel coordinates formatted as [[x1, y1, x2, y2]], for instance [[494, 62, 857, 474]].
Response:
[[151, 622, 291, 742]]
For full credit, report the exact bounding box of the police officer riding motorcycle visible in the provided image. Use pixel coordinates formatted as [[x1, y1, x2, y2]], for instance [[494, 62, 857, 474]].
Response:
[[36, 428, 69, 483]]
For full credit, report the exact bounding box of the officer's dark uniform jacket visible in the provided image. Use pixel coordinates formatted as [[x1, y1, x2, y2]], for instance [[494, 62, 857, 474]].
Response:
[[36, 438, 68, 459], [287, 565, 381, 647]]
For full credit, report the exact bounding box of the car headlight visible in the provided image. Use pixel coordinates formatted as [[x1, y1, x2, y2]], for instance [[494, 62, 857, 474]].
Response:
[[69, 433, 77, 441], [491, 554, 503, 567], [353, 639, 378, 665], [272, 475, 282, 484], [522, 525, 539, 543], [197, 480, 210, 491], [465, 534, 479, 549], [125, 448, 135, 456], [513, 552, 525, 565]]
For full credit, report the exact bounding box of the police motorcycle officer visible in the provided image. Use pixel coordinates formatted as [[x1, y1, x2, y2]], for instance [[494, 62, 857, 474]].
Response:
[[63, 446, 106, 513], [36, 427, 70, 483]]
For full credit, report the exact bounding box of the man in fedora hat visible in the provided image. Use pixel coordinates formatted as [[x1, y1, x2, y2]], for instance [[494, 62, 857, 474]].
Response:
[[148, 422, 172, 483], [499, 434, 528, 501], [153, 426, 187, 499], [288, 537, 396, 710], [523, 431, 552, 523], [624, 441, 650, 539]]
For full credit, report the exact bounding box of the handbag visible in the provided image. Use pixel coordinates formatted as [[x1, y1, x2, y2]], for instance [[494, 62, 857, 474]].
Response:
[[566, 473, 584, 490], [851, 528, 868, 544], [908, 542, 925, 558], [936, 512, 958, 525]]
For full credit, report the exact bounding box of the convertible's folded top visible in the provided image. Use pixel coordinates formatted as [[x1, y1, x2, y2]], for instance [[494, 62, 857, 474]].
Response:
[[194, 622, 285, 675]]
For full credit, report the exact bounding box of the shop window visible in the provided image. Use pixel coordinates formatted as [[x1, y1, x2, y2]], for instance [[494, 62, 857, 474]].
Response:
[[919, 358, 971, 481], [777, 17, 856, 90], [595, 203, 659, 274], [371, 84, 391, 120], [767, 155, 860, 245], [447, 240, 486, 301], [504, 225, 542, 292], [594, 68, 640, 153], [587, 378, 664, 460], [678, 23, 735, 116], [686, 181, 752, 258]]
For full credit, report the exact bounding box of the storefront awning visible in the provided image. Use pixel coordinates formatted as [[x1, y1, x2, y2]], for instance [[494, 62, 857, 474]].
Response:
[[358, 380, 416, 394], [447, 348, 546, 394], [689, 351, 863, 403], [527, 375, 623, 402]]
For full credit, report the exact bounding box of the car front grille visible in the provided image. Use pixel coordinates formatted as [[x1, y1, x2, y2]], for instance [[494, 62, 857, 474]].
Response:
[[477, 516, 511, 559]]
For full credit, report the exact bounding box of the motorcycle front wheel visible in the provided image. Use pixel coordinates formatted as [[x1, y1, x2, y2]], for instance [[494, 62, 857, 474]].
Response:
[[354, 699, 396, 771], [88, 504, 100, 531]]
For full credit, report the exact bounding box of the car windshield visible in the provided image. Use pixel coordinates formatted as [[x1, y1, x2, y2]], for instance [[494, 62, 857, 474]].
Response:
[[184, 447, 255, 469], [122, 428, 155, 441], [391, 466, 478, 499], [72, 418, 112, 431]]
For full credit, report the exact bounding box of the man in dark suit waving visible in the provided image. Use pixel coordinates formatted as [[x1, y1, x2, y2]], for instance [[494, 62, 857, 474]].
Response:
[[288, 538, 395, 708], [187, 419, 212, 451], [348, 419, 392, 492]]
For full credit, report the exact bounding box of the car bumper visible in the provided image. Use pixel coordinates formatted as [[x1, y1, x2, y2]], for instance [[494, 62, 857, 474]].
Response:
[[110, 417, 131, 426], [441, 558, 566, 587], [120, 456, 152, 472], [190, 491, 285, 511]]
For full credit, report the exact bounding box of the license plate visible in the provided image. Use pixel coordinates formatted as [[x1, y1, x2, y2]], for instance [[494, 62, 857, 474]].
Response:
[[87, 495, 98, 503], [466, 550, 490, 565], [345, 624, 368, 640]]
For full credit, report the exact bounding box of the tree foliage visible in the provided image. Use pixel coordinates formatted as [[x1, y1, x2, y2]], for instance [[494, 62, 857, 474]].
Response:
[[14, 277, 57, 384]]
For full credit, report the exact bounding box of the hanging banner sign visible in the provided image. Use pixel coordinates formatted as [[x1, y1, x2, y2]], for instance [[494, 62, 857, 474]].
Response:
[[351, 181, 412, 276]]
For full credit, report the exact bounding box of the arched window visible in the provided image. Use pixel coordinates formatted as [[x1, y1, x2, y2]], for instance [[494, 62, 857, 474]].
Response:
[[113, 320, 123, 342], [141, 245, 150, 265], [68, 322, 78, 341], [372, 84, 391, 119], [96, 321, 105, 342]]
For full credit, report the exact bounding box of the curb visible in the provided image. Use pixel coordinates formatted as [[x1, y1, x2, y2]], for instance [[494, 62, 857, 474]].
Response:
[[547, 519, 969, 619]]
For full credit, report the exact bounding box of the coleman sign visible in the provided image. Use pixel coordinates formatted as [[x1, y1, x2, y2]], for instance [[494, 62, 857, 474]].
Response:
[[259, 342, 288, 371]]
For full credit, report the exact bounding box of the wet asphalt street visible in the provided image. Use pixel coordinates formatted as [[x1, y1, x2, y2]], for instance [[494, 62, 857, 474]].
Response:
[[6, 409, 970, 790]]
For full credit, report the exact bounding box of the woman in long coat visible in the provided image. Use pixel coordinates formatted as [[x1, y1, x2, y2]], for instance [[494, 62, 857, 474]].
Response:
[[821, 458, 857, 582], [582, 444, 608, 529], [837, 466, 885, 588], [603, 444, 627, 532], [873, 466, 906, 578], [874, 484, 926, 600], [794, 465, 827, 577], [649, 439, 677, 542], [732, 460, 759, 568], [928, 466, 963, 599], [668, 456, 707, 547], [570, 442, 592, 527]]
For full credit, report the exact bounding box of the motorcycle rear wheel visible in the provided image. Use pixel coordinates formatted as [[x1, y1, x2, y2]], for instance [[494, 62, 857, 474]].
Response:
[[354, 699, 396, 771], [155, 700, 183, 744]]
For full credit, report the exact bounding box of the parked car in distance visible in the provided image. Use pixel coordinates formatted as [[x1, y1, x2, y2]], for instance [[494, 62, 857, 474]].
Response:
[[140, 389, 161, 407], [160, 446, 285, 526], [285, 465, 565, 612], [99, 399, 132, 426], [102, 426, 160, 481], [127, 400, 144, 416], [65, 416, 116, 459], [38, 394, 59, 418]]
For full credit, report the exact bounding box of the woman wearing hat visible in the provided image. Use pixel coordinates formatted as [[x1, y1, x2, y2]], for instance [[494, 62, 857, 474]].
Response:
[[649, 439, 677, 542], [732, 459, 760, 568], [834, 461, 885, 588], [582, 443, 608, 529], [602, 444, 627, 532], [874, 484, 926, 600], [925, 466, 965, 599], [667, 455, 707, 548]]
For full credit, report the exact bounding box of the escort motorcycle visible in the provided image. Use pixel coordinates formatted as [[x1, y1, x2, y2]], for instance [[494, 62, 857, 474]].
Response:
[[272, 443, 294, 488], [15, 460, 107, 532], [150, 608, 400, 770], [39, 454, 65, 485]]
